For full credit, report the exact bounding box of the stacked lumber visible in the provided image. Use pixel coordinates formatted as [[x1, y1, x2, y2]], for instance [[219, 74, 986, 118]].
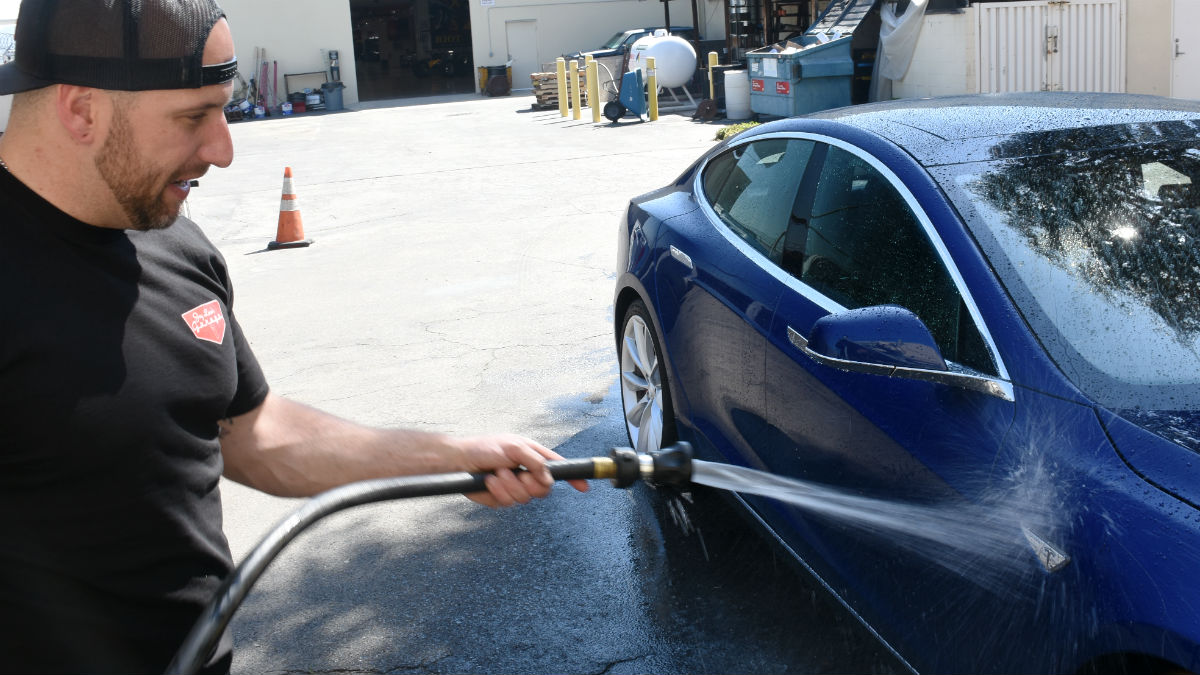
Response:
[[530, 70, 589, 109]]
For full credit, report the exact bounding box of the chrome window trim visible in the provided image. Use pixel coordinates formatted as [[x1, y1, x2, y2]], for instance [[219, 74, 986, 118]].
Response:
[[787, 327, 1015, 402], [695, 129, 1013, 390]]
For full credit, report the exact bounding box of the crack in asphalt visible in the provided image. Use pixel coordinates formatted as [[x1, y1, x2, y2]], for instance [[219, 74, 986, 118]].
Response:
[[385, 652, 451, 673], [592, 652, 653, 675], [268, 651, 451, 674]]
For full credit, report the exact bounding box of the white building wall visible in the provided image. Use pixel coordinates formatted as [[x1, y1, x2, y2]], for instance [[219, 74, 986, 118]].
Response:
[[891, 9, 976, 99], [469, 0, 726, 92], [0, 0, 727, 124], [0, 7, 354, 130], [219, 0, 359, 106]]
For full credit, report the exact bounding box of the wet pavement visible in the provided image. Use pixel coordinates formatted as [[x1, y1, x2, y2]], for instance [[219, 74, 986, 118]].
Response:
[[185, 93, 905, 674]]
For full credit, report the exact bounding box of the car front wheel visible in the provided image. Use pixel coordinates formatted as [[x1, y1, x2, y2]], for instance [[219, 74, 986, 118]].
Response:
[[619, 300, 677, 453]]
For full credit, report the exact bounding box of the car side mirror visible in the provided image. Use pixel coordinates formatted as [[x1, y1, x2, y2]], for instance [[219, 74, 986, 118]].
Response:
[[788, 305, 1013, 400], [807, 305, 948, 372]]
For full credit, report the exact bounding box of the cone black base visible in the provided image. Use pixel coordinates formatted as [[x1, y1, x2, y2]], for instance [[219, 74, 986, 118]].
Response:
[[267, 239, 313, 250]]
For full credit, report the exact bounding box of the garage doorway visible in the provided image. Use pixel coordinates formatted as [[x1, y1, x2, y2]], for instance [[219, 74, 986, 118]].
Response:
[[351, 0, 476, 101]]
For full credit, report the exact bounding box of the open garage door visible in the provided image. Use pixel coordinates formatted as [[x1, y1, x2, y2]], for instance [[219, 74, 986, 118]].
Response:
[[351, 0, 476, 101]]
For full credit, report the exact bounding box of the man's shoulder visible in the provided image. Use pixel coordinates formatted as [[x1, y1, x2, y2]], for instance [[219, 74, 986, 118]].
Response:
[[136, 216, 231, 282], [138, 215, 222, 258], [165, 215, 219, 249]]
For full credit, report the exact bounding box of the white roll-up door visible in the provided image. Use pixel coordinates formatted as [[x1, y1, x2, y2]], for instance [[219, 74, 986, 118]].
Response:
[[976, 0, 1125, 93]]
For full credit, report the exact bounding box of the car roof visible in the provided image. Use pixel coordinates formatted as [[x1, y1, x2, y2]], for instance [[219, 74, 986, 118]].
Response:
[[772, 92, 1200, 167]]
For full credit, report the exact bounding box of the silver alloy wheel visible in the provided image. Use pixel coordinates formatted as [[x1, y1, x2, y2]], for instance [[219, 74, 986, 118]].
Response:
[[620, 313, 665, 453]]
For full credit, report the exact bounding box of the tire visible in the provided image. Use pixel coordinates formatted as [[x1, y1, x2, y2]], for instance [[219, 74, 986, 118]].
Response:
[[619, 300, 678, 453], [603, 101, 626, 123]]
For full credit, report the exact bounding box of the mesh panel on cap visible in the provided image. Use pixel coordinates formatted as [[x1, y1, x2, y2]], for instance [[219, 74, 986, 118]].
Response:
[[15, 0, 227, 91], [45, 1, 126, 59]]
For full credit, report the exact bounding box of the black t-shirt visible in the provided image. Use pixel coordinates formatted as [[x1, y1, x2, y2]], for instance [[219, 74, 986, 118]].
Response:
[[0, 168, 270, 673]]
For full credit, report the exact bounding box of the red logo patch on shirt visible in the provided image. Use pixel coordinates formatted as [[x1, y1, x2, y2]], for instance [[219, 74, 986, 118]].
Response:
[[182, 300, 227, 345]]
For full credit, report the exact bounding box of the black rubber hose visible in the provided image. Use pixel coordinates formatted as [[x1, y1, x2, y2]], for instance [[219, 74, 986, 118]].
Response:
[[165, 458, 609, 675]]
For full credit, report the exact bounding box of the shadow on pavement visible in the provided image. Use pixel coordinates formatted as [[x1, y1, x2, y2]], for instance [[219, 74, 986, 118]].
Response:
[[230, 417, 903, 674]]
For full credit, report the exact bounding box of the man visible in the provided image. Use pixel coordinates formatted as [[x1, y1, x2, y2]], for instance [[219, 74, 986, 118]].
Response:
[[0, 1, 587, 673]]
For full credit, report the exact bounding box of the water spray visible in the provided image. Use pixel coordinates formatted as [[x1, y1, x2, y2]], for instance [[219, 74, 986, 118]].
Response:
[[168, 441, 1061, 674], [165, 443, 696, 675]]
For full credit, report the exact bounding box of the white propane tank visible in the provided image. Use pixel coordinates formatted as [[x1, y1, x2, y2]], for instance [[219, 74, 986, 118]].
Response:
[[628, 30, 697, 89]]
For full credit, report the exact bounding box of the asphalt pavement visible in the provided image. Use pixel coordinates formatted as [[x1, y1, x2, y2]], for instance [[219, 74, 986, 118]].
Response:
[[184, 92, 903, 674]]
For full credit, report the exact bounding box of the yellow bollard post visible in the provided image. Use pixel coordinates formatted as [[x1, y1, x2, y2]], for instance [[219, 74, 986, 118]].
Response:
[[556, 57, 568, 117], [647, 56, 659, 122], [586, 56, 601, 123], [569, 59, 582, 120], [708, 51, 719, 100]]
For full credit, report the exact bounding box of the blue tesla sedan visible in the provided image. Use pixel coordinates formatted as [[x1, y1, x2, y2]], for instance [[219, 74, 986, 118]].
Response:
[[613, 92, 1200, 674]]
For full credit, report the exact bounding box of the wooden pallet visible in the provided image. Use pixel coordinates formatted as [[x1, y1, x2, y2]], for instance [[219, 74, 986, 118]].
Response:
[[530, 70, 589, 109]]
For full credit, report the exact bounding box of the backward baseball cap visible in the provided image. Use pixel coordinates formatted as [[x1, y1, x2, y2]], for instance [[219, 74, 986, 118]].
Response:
[[0, 0, 237, 95]]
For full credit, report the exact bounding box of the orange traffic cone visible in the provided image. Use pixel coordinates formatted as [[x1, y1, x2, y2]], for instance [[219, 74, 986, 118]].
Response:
[[268, 167, 313, 250]]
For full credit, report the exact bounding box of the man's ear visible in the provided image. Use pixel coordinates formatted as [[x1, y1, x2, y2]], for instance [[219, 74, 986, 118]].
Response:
[[55, 85, 105, 145]]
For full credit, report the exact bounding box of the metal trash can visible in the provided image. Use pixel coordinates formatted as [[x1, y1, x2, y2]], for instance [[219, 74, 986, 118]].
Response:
[[320, 81, 345, 112]]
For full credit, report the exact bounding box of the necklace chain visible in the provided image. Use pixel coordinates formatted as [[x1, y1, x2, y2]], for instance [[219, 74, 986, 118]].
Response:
[[0, 155, 8, 173]]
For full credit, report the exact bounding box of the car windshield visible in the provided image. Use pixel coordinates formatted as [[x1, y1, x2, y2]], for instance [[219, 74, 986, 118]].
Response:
[[601, 31, 630, 49], [932, 122, 1200, 416]]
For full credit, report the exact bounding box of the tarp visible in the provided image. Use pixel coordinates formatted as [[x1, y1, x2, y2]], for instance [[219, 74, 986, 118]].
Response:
[[870, 0, 929, 101]]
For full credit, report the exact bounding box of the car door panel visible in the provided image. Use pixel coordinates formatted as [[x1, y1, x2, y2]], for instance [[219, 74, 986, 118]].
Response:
[[652, 137, 817, 465], [653, 212, 779, 464], [751, 142, 1019, 667]]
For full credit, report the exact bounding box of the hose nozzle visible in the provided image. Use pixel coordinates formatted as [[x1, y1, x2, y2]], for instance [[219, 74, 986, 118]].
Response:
[[553, 443, 693, 488], [644, 441, 693, 487]]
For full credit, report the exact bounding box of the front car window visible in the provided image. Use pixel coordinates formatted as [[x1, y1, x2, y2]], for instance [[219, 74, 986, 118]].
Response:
[[601, 32, 628, 49], [932, 122, 1200, 423], [702, 139, 996, 376], [797, 146, 995, 375], [621, 31, 647, 48]]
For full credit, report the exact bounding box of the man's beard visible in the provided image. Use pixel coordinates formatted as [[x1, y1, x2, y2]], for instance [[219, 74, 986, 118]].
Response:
[[94, 105, 181, 231]]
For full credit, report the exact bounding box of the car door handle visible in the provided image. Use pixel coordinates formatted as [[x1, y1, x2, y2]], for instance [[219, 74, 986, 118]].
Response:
[[670, 245, 694, 270]]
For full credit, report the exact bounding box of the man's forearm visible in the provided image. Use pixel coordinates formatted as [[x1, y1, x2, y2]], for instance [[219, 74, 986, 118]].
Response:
[[219, 393, 467, 497]]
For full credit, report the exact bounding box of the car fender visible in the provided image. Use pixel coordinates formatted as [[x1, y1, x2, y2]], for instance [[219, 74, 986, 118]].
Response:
[[615, 190, 701, 425]]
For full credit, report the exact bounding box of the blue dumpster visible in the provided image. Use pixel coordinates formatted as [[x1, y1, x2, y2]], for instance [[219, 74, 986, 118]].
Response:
[[747, 37, 853, 117], [747, 0, 872, 118]]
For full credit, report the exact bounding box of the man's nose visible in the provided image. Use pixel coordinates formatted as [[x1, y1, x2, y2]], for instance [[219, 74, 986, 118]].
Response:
[[199, 113, 234, 168]]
